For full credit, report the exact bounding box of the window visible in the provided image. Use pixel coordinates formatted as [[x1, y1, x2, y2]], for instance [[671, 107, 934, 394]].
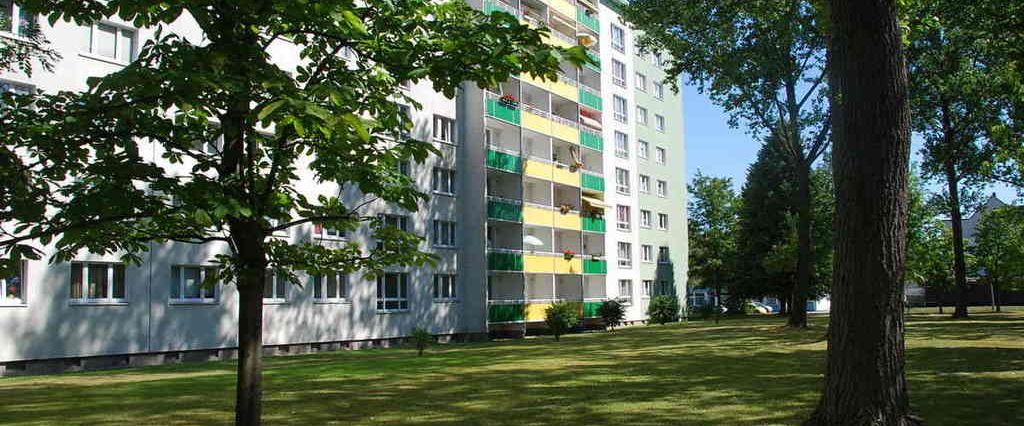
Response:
[[656, 147, 667, 164], [615, 167, 630, 195], [658, 246, 671, 263], [636, 106, 648, 125], [70, 262, 126, 304], [640, 209, 652, 228], [641, 245, 653, 263], [0, 1, 36, 37], [614, 131, 629, 159], [652, 52, 663, 66], [618, 279, 633, 304], [397, 104, 412, 139], [638, 140, 649, 159], [432, 167, 456, 195], [397, 159, 411, 177], [315, 224, 345, 239], [639, 175, 651, 193], [433, 274, 457, 301], [381, 214, 409, 231], [618, 242, 633, 268], [0, 79, 32, 94], [635, 72, 647, 92], [432, 220, 456, 248], [656, 180, 668, 197], [642, 280, 654, 297], [658, 213, 669, 230], [616, 205, 631, 231], [611, 24, 626, 53], [432, 115, 456, 144], [313, 272, 347, 302], [376, 272, 409, 312], [399, 80, 412, 90], [82, 23, 137, 63], [654, 81, 665, 100], [613, 95, 628, 123], [1, 260, 26, 305], [263, 271, 288, 303], [611, 60, 626, 88], [171, 265, 218, 303], [655, 114, 666, 132]]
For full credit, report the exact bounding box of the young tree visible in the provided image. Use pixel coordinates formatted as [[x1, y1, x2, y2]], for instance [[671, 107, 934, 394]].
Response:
[[598, 299, 626, 331], [905, 170, 957, 313], [969, 206, 1024, 312], [686, 172, 740, 321], [544, 302, 581, 341], [0, 2, 585, 424], [808, 0, 918, 423], [906, 0, 1013, 318], [624, 0, 831, 327]]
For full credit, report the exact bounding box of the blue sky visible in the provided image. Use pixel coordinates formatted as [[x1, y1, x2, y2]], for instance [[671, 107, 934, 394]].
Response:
[[682, 83, 1020, 205]]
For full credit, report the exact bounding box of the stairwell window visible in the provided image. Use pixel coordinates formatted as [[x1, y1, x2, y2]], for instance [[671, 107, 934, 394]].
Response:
[[615, 168, 630, 195], [433, 274, 457, 301], [1, 260, 26, 306], [432, 167, 456, 195], [0, 1, 36, 37], [377, 272, 409, 312], [612, 60, 626, 88], [170, 265, 218, 304], [616, 205, 631, 231], [640, 209, 652, 228], [70, 262, 127, 304], [313, 272, 347, 303], [263, 271, 288, 303], [432, 220, 456, 248], [614, 131, 629, 159], [81, 23, 137, 64], [618, 279, 633, 304], [432, 115, 456, 144]]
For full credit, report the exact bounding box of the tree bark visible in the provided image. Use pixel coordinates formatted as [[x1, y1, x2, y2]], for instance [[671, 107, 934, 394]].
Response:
[[232, 223, 268, 426], [806, 0, 918, 424], [944, 161, 970, 318], [789, 162, 812, 328]]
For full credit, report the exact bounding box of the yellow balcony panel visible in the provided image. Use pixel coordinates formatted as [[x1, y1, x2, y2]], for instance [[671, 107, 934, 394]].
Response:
[[525, 303, 553, 321], [549, 80, 579, 102], [523, 205, 555, 227], [550, 121, 580, 144], [519, 73, 550, 91], [543, 32, 575, 49], [548, 0, 576, 20], [555, 257, 584, 274], [551, 165, 580, 187], [522, 111, 552, 135], [524, 159, 555, 181], [524, 255, 556, 273], [553, 210, 581, 230]]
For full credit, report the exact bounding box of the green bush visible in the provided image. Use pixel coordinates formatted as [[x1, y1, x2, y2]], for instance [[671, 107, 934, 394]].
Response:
[[647, 295, 680, 325], [598, 300, 626, 330], [410, 327, 433, 356], [690, 303, 718, 320], [545, 302, 581, 341]]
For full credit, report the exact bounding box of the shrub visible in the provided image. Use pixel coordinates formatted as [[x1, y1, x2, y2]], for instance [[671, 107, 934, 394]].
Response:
[[410, 327, 433, 356], [545, 302, 581, 341], [598, 300, 626, 331], [690, 303, 718, 320], [647, 295, 680, 325]]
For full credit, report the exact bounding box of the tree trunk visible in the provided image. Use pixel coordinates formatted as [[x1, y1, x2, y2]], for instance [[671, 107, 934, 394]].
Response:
[[232, 223, 269, 426], [807, 0, 918, 424], [789, 164, 812, 328], [944, 162, 970, 319]]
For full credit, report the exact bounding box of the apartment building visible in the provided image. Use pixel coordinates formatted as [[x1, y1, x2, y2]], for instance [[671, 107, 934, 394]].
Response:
[[0, 0, 686, 374]]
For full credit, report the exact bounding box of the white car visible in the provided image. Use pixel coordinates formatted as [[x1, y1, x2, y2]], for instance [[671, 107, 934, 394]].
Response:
[[749, 302, 774, 314]]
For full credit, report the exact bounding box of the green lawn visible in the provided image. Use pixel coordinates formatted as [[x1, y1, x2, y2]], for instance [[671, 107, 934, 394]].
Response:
[[1, 310, 1022, 425]]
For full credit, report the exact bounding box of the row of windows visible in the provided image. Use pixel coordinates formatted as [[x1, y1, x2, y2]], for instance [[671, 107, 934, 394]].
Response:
[[0, 261, 457, 309], [611, 22, 666, 67], [612, 94, 668, 131], [2, 3, 139, 65], [614, 167, 671, 196], [615, 205, 671, 232], [611, 59, 667, 100], [616, 243, 673, 269]]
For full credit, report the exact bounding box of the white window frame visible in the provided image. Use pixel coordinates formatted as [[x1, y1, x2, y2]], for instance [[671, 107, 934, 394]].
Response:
[[641, 245, 654, 263], [432, 167, 456, 195], [638, 140, 649, 159], [432, 219, 457, 248], [381, 214, 410, 231], [618, 279, 633, 304], [69, 261, 127, 305], [658, 246, 671, 264], [376, 272, 410, 312], [655, 114, 666, 133], [656, 147, 667, 164], [654, 81, 665, 100], [639, 175, 651, 194], [636, 106, 648, 125], [612, 60, 627, 88], [613, 95, 628, 123], [614, 131, 629, 159], [615, 167, 630, 195], [1, 259, 27, 306], [432, 115, 456, 144], [635, 72, 647, 92], [0, 1, 35, 38], [433, 274, 458, 302], [658, 213, 669, 230], [313, 271, 348, 303], [616, 205, 631, 231], [617, 242, 633, 269], [642, 280, 653, 298], [657, 180, 668, 197], [81, 22, 137, 64], [263, 271, 288, 304], [640, 209, 652, 228], [315, 224, 345, 240], [611, 24, 626, 53], [170, 265, 218, 305]]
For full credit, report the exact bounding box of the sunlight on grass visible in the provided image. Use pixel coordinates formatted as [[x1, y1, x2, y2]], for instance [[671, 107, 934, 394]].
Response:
[[0, 312, 1021, 425]]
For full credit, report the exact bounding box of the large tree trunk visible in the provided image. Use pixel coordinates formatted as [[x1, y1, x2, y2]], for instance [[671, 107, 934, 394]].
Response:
[[944, 162, 970, 318], [789, 163, 813, 328], [232, 224, 269, 426], [807, 0, 918, 424]]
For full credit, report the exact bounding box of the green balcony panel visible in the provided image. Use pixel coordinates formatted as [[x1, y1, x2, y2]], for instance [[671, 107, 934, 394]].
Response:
[[581, 173, 605, 192], [579, 88, 603, 111], [489, 303, 526, 322], [486, 98, 521, 125], [486, 149, 522, 173], [580, 129, 603, 151], [585, 51, 601, 72], [488, 199, 523, 222], [576, 7, 600, 32], [583, 259, 608, 274], [484, 0, 516, 16], [582, 216, 606, 233], [488, 252, 524, 271], [583, 301, 603, 318]]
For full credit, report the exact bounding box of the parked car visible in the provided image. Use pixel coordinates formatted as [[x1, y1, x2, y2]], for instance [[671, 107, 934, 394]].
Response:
[[749, 301, 774, 314]]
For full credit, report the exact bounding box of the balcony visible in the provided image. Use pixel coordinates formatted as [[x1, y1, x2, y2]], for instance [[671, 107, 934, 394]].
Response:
[[585, 50, 601, 72], [524, 252, 584, 274], [549, 115, 580, 144], [486, 95, 522, 125], [583, 258, 608, 274], [579, 128, 602, 151], [524, 158, 580, 187], [581, 171, 605, 192], [484, 0, 519, 16], [579, 85, 602, 111], [550, 73, 579, 102], [583, 300, 603, 318], [523, 204, 581, 230], [576, 6, 599, 32], [486, 149, 523, 173], [489, 250, 524, 271], [488, 303, 526, 322], [488, 197, 524, 222], [547, 0, 576, 19], [581, 215, 606, 233]]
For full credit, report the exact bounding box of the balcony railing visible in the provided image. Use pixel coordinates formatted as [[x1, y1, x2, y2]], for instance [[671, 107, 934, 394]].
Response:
[[583, 257, 608, 274], [579, 85, 602, 111], [484, 0, 519, 17], [576, 5, 600, 32], [488, 249, 524, 271], [486, 92, 522, 125], [581, 171, 605, 192], [486, 148, 523, 173], [582, 215, 606, 233], [487, 196, 524, 222], [580, 128, 603, 151]]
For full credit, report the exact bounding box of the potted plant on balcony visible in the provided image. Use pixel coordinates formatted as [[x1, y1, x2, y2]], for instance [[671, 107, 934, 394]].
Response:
[[559, 203, 573, 214], [563, 249, 575, 260], [498, 94, 519, 109]]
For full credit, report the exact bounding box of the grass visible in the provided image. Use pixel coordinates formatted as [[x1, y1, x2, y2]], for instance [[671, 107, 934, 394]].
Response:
[[1, 308, 1022, 425]]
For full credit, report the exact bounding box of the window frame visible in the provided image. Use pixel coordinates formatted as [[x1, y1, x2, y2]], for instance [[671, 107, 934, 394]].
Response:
[[431, 167, 456, 196], [1, 259, 27, 306], [658, 213, 669, 230], [616, 205, 631, 232], [640, 209, 652, 228], [639, 175, 651, 194], [0, 1, 36, 38], [69, 261, 128, 305], [638, 140, 649, 159], [641, 244, 654, 263], [611, 24, 626, 53], [376, 272, 410, 313], [615, 167, 630, 195], [655, 114, 666, 133], [611, 60, 627, 88], [432, 114, 457, 144], [658, 246, 671, 264], [618, 279, 633, 304], [653, 81, 665, 100], [81, 22, 138, 64], [635, 72, 647, 92], [614, 131, 629, 159], [636, 106, 648, 126], [432, 219, 457, 248], [170, 265, 219, 305], [642, 280, 654, 298], [263, 271, 289, 304], [656, 147, 667, 165], [313, 271, 348, 303], [433, 274, 458, 302], [617, 242, 633, 269], [656, 180, 668, 197], [613, 95, 628, 123]]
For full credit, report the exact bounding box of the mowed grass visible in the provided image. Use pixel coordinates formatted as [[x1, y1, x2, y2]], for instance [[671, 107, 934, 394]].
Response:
[[1, 308, 1021, 426]]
